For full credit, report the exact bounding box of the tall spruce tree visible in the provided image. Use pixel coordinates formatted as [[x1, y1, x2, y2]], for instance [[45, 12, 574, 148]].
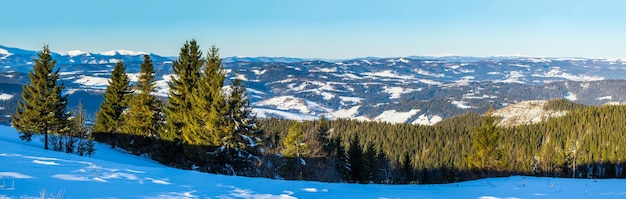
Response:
[[12, 45, 71, 150], [194, 45, 227, 146], [121, 55, 161, 137], [92, 60, 131, 139], [162, 40, 204, 144]]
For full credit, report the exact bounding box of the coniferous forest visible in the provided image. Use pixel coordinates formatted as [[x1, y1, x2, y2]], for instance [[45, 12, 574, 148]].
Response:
[[12, 42, 626, 184]]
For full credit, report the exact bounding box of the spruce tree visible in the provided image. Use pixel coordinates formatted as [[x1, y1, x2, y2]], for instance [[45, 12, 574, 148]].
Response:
[[92, 60, 131, 140], [214, 78, 264, 175], [12, 45, 71, 150], [468, 115, 504, 174], [330, 137, 350, 182], [400, 152, 415, 184], [121, 55, 161, 137], [281, 122, 308, 158], [363, 142, 378, 183], [195, 45, 227, 146], [347, 134, 365, 183], [162, 40, 204, 144]]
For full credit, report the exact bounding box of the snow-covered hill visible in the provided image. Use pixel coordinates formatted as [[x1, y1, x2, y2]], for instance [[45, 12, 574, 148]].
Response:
[[4, 44, 626, 124], [491, 100, 567, 127], [1, 125, 626, 199]]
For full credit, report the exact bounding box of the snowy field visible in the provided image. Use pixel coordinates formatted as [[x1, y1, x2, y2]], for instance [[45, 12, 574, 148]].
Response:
[[1, 125, 626, 198]]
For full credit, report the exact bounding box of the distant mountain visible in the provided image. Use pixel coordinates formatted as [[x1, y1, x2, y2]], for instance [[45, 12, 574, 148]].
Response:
[[2, 44, 626, 125]]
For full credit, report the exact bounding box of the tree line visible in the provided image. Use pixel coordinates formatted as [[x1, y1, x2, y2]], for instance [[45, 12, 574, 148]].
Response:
[[12, 43, 626, 184]]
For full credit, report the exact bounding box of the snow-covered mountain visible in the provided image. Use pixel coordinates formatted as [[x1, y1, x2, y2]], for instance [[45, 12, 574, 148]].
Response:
[[3, 44, 626, 124]]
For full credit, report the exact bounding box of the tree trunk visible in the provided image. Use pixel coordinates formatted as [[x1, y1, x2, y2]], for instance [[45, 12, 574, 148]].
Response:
[[44, 127, 49, 150]]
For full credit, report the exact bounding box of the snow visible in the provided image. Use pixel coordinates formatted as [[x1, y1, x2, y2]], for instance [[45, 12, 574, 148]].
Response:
[[4, 125, 623, 198], [0, 48, 10, 55], [251, 69, 267, 75], [338, 96, 363, 106], [383, 86, 418, 99], [254, 96, 331, 114], [61, 50, 90, 57], [491, 100, 567, 127], [384, 86, 405, 99], [329, 106, 361, 118], [374, 109, 420, 124], [412, 114, 443, 126], [415, 69, 445, 78], [0, 93, 13, 101], [494, 71, 525, 84], [532, 67, 604, 81], [235, 74, 248, 81], [73, 76, 110, 87], [252, 108, 318, 121], [99, 50, 148, 56], [597, 96, 612, 100], [362, 70, 414, 80], [451, 100, 472, 109], [565, 92, 578, 101], [310, 67, 337, 73]]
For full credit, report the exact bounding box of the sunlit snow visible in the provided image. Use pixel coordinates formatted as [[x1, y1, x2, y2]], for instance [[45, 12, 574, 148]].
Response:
[[374, 109, 420, 123], [0, 93, 13, 101]]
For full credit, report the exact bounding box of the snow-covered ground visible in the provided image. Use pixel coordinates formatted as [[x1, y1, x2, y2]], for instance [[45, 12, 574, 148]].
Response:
[[2, 125, 626, 198]]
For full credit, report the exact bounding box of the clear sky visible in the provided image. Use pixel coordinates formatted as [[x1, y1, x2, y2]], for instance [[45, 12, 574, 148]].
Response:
[[2, 0, 626, 59]]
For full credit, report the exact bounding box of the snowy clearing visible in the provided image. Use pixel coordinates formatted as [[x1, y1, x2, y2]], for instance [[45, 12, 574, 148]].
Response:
[[374, 109, 420, 124]]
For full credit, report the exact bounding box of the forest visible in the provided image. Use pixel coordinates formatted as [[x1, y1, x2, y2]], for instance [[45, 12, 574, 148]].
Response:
[[11, 41, 626, 184]]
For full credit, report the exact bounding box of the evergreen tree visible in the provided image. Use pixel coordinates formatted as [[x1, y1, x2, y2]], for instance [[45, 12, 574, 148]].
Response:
[[363, 142, 378, 183], [468, 115, 504, 174], [12, 45, 71, 150], [400, 152, 415, 184], [213, 78, 264, 175], [195, 45, 227, 146], [329, 136, 350, 182], [162, 40, 204, 144], [281, 122, 308, 158], [347, 134, 365, 183], [92, 60, 131, 140], [121, 55, 161, 137]]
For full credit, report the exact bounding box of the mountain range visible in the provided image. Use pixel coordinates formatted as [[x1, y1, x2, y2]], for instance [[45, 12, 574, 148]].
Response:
[[2, 44, 626, 125]]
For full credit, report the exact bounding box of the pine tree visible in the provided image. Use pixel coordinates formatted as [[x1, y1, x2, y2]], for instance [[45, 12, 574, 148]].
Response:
[[347, 134, 365, 183], [162, 40, 204, 144], [92, 60, 131, 140], [12, 45, 71, 150], [121, 55, 161, 137]]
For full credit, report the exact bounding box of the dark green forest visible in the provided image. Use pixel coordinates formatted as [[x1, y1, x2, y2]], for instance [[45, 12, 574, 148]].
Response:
[[11, 43, 626, 184]]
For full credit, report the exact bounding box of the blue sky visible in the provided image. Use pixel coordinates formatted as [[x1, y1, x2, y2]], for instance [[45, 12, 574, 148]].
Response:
[[2, 0, 626, 59]]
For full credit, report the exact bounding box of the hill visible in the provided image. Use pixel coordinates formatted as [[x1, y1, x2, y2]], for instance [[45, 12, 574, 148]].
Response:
[[0, 125, 625, 198]]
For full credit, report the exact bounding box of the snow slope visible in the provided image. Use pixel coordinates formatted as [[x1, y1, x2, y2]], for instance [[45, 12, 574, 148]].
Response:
[[3, 126, 626, 199]]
